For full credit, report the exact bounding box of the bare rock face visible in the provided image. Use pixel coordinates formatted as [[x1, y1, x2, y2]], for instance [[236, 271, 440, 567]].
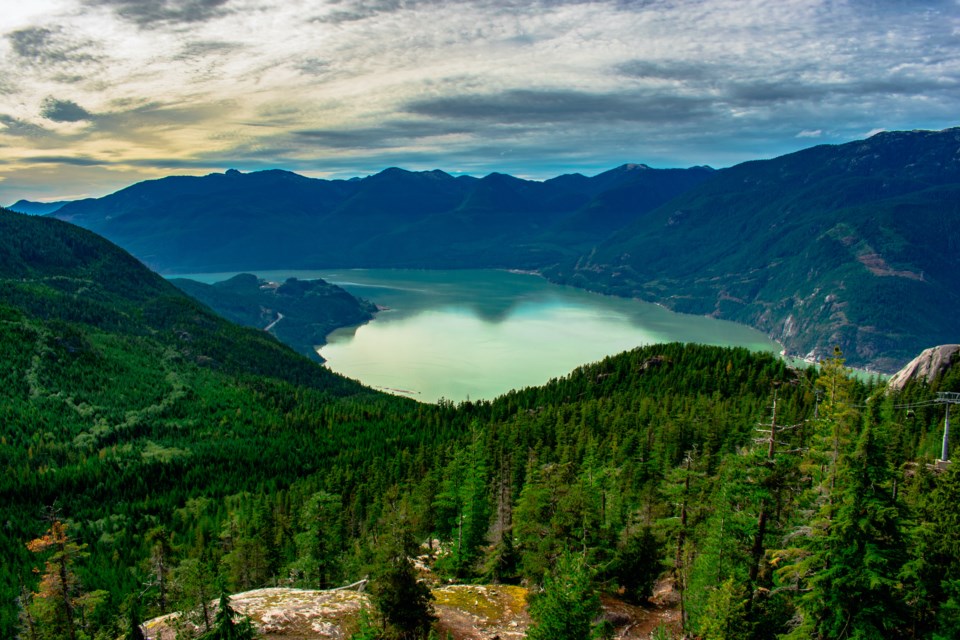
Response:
[[142, 581, 682, 639], [888, 345, 960, 392]]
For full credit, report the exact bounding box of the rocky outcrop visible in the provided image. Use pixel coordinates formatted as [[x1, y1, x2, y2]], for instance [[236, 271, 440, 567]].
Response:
[[887, 345, 960, 392], [142, 581, 680, 639]]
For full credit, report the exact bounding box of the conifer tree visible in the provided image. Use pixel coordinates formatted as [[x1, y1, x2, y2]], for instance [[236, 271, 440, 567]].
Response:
[[783, 424, 907, 639], [293, 491, 342, 588], [368, 522, 435, 640], [25, 520, 87, 640], [526, 550, 607, 640], [197, 592, 258, 640], [904, 462, 960, 637], [698, 578, 752, 640], [612, 525, 662, 603]]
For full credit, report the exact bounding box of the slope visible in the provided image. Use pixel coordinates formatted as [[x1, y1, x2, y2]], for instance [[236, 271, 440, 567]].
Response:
[[545, 128, 960, 372], [0, 208, 411, 633], [170, 273, 377, 361]]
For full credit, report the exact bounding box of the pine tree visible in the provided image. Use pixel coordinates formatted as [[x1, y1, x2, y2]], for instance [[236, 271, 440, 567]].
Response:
[[526, 550, 606, 640], [612, 525, 662, 603], [197, 592, 258, 640], [368, 524, 435, 640], [25, 520, 88, 640], [784, 425, 907, 639]]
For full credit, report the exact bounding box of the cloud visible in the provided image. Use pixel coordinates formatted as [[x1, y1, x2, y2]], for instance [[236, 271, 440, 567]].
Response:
[[85, 0, 232, 27], [0, 114, 50, 138], [2, 0, 960, 202], [40, 98, 94, 122], [175, 40, 242, 60], [406, 89, 712, 124], [616, 59, 714, 82], [28, 154, 104, 166], [6, 27, 99, 66]]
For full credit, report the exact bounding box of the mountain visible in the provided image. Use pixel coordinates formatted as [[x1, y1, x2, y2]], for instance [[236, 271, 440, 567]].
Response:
[[0, 209, 371, 391], [47, 165, 713, 272], [7, 199, 75, 215], [545, 128, 960, 372], [0, 207, 402, 634], [170, 273, 377, 361]]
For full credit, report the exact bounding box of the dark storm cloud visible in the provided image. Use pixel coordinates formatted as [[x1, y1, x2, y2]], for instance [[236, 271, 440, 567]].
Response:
[[7, 27, 99, 66], [405, 89, 712, 124], [40, 98, 94, 122], [85, 0, 232, 27]]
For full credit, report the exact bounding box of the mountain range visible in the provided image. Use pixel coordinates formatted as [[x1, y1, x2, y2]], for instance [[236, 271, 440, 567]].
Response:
[[46, 164, 713, 272], [33, 127, 960, 371]]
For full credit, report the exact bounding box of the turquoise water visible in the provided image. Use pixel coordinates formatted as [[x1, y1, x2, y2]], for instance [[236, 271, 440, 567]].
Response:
[[175, 269, 782, 402]]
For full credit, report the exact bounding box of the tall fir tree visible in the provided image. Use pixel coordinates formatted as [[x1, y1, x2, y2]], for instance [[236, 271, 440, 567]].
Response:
[[526, 550, 608, 640]]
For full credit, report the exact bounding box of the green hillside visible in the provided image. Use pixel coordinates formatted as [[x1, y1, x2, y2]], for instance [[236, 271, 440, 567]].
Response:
[[545, 128, 960, 371], [170, 273, 377, 361], [3, 208, 960, 640]]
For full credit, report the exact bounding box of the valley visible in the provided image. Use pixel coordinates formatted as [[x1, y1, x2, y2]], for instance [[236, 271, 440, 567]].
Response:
[[2, 208, 959, 640], [178, 268, 782, 403], [30, 128, 960, 373]]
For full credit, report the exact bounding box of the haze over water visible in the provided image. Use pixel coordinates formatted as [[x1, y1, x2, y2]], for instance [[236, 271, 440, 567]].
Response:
[[178, 269, 781, 403]]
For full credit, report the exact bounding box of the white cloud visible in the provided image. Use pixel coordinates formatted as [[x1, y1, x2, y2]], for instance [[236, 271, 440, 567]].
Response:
[[1, 0, 959, 201]]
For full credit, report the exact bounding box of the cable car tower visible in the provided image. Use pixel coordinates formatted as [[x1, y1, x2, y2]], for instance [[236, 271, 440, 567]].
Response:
[[936, 392, 960, 469]]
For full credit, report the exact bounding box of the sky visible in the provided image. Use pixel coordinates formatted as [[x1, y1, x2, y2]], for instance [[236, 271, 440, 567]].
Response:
[[1, 0, 959, 203]]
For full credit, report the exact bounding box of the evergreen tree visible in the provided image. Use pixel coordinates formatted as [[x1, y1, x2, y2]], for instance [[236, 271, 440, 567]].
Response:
[[612, 525, 662, 603], [783, 425, 907, 639], [699, 578, 752, 640], [292, 491, 342, 588], [25, 520, 87, 640], [526, 550, 606, 640], [126, 596, 146, 640], [197, 592, 258, 640], [368, 523, 435, 640]]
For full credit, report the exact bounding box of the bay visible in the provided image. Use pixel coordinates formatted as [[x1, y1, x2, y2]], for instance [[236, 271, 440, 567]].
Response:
[[175, 269, 783, 403]]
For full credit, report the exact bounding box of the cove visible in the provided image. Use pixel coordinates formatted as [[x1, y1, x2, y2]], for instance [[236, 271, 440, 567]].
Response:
[[174, 269, 782, 403]]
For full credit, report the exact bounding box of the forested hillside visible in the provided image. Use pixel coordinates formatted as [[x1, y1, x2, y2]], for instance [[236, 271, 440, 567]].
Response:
[[170, 273, 377, 362], [3, 208, 960, 639], [547, 128, 960, 371]]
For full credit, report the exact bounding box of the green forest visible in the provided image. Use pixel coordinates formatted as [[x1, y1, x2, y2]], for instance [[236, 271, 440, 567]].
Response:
[[3, 209, 960, 639]]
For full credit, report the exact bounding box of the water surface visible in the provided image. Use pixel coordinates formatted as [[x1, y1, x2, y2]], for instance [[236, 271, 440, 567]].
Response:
[[175, 269, 782, 402]]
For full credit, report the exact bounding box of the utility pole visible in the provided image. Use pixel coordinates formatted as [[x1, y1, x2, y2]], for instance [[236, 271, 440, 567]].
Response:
[[936, 392, 960, 468]]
